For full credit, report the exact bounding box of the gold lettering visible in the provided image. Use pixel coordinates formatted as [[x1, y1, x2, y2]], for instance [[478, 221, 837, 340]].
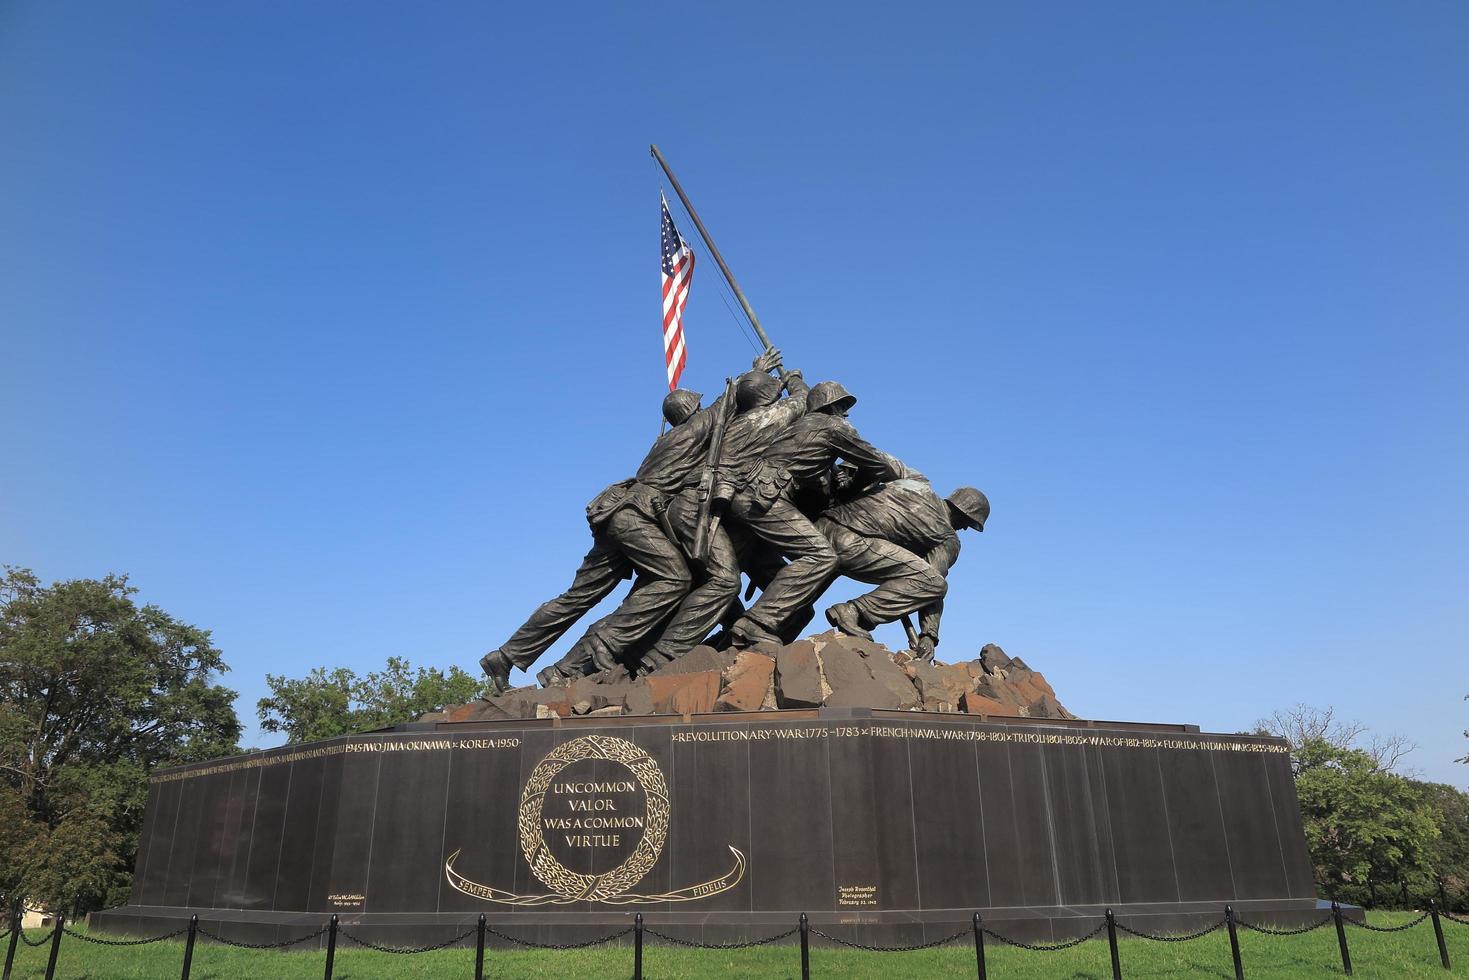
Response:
[[563, 834, 622, 847]]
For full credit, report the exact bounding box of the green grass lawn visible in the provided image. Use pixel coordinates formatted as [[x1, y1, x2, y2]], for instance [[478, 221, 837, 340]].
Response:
[[3, 912, 1467, 979]]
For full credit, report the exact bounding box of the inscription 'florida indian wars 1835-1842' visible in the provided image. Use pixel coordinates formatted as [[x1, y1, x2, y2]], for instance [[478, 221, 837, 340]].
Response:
[[444, 734, 745, 905]]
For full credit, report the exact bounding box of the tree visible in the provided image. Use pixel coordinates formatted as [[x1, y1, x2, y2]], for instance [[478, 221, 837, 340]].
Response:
[[257, 656, 487, 743], [0, 567, 240, 914], [1257, 703, 1415, 774], [1418, 781, 1469, 911], [1293, 738, 1441, 908]]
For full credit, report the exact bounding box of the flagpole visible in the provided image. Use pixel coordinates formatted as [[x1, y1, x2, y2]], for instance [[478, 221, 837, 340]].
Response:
[[650, 144, 778, 356]]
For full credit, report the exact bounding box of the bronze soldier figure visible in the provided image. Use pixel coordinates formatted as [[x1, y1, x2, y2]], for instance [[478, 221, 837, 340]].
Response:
[[480, 351, 780, 694], [636, 363, 806, 670], [817, 468, 988, 658], [725, 380, 903, 646]]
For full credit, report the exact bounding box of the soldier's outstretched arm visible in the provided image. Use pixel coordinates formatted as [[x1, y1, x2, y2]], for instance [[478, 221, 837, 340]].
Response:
[[830, 418, 903, 483], [782, 368, 809, 400]]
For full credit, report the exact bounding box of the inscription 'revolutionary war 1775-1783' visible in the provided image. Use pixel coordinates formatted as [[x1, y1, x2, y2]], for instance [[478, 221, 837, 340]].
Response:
[[153, 724, 1285, 785], [668, 726, 1289, 752]]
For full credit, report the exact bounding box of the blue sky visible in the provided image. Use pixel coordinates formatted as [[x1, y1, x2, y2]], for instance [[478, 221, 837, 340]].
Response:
[[2, 2, 1465, 785]]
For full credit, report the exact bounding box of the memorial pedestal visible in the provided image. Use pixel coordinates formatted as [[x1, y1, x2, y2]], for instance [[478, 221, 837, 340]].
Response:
[[92, 708, 1332, 946]]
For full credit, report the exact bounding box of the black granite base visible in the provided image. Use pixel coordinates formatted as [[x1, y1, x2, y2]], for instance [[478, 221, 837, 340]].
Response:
[[92, 708, 1327, 946]]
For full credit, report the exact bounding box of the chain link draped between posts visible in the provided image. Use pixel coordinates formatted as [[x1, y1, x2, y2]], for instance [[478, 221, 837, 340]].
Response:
[[1236, 914, 1335, 936], [1114, 918, 1228, 942], [61, 924, 188, 945], [338, 927, 475, 954], [643, 926, 798, 949], [809, 925, 970, 951], [195, 924, 328, 949], [983, 919, 1108, 951], [11, 903, 1466, 980], [1344, 910, 1431, 932], [483, 923, 633, 950]]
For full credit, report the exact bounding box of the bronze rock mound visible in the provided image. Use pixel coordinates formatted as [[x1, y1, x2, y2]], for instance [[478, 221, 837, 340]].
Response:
[[423, 634, 1073, 722]]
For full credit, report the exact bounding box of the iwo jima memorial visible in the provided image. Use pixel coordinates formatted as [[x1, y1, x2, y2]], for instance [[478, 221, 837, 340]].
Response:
[[93, 148, 1327, 948]]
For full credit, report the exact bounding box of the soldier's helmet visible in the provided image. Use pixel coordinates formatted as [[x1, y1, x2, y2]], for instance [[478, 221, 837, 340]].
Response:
[[662, 388, 703, 426], [808, 380, 857, 415], [946, 487, 989, 531], [735, 370, 782, 412]]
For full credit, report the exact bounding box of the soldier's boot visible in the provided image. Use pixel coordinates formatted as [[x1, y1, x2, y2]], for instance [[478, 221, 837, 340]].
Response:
[[824, 602, 873, 642], [536, 662, 578, 689], [729, 616, 781, 648], [480, 649, 514, 696], [637, 649, 675, 675]]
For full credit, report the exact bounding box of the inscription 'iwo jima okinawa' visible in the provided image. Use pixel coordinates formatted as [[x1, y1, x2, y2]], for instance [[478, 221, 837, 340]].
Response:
[[479, 146, 989, 695]]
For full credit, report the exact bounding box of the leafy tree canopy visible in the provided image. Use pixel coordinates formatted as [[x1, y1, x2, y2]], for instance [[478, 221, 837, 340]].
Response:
[[256, 657, 487, 743], [0, 567, 240, 913], [1293, 737, 1442, 908]]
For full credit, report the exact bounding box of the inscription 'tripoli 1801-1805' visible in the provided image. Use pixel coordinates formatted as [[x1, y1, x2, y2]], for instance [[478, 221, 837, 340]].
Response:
[[154, 724, 1285, 785], [444, 734, 746, 906]]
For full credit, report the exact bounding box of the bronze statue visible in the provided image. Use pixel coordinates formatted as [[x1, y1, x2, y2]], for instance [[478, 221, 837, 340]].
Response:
[[723, 381, 903, 646], [480, 351, 782, 693], [817, 467, 988, 659]]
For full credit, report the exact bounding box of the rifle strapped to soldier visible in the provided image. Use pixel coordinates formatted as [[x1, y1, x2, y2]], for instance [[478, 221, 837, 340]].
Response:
[[689, 376, 737, 570]]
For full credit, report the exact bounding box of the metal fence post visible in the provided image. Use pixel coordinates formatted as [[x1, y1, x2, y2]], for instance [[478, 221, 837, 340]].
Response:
[[799, 912, 810, 980], [2, 901, 20, 980], [1331, 901, 1352, 976], [973, 913, 986, 980], [43, 914, 64, 980], [634, 912, 644, 980], [322, 914, 338, 980], [474, 913, 486, 980], [180, 914, 198, 980], [1105, 909, 1122, 980], [1225, 905, 1244, 980], [1430, 900, 1450, 970]]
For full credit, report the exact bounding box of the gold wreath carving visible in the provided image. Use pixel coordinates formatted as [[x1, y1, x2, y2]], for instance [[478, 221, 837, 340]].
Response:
[[517, 734, 669, 901], [444, 733, 746, 906]]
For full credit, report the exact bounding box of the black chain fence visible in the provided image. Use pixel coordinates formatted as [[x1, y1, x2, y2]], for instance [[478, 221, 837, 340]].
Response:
[[983, 918, 1109, 951], [3, 901, 1466, 980], [61, 923, 188, 946], [1345, 909, 1432, 933], [482, 923, 633, 950], [1236, 914, 1334, 936], [810, 925, 970, 951], [1115, 918, 1227, 942], [195, 924, 328, 949], [643, 925, 798, 948], [338, 927, 475, 954]]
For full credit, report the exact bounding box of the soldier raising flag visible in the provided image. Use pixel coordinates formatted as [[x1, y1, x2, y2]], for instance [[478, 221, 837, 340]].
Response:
[[479, 147, 989, 688]]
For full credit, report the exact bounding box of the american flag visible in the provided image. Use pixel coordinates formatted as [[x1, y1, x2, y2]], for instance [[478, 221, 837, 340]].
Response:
[[660, 194, 695, 390]]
